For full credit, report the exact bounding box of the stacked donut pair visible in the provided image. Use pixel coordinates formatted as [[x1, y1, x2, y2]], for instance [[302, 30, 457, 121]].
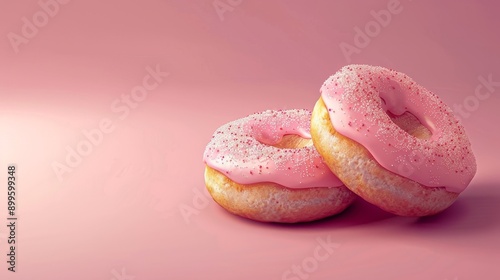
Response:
[[203, 65, 477, 223]]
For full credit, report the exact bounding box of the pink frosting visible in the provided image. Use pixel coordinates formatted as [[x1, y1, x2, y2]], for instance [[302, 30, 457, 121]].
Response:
[[203, 109, 344, 188], [321, 65, 476, 193]]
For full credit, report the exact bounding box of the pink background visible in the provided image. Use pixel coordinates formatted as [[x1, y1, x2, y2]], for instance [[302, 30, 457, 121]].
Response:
[[1, 0, 499, 279]]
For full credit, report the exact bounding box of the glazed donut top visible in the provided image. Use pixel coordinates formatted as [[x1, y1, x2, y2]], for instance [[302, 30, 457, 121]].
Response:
[[321, 65, 476, 193], [203, 109, 343, 188]]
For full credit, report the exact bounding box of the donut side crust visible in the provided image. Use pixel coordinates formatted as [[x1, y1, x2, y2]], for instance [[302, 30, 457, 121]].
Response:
[[204, 166, 356, 223], [311, 97, 458, 216]]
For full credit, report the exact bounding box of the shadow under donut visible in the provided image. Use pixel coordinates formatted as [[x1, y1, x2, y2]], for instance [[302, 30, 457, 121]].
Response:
[[219, 196, 396, 230], [409, 181, 500, 235]]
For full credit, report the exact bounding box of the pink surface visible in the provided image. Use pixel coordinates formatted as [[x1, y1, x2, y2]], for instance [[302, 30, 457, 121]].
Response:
[[0, 0, 499, 279]]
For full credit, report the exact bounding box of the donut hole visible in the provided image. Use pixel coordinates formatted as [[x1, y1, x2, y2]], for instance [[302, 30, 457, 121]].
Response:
[[271, 134, 313, 149], [386, 111, 432, 140]]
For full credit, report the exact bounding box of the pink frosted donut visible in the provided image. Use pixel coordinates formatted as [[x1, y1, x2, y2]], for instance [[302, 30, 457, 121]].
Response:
[[311, 65, 477, 216], [203, 109, 356, 223]]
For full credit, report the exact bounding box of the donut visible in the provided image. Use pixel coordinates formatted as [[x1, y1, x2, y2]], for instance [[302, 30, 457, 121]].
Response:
[[311, 65, 477, 216], [203, 109, 356, 223]]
